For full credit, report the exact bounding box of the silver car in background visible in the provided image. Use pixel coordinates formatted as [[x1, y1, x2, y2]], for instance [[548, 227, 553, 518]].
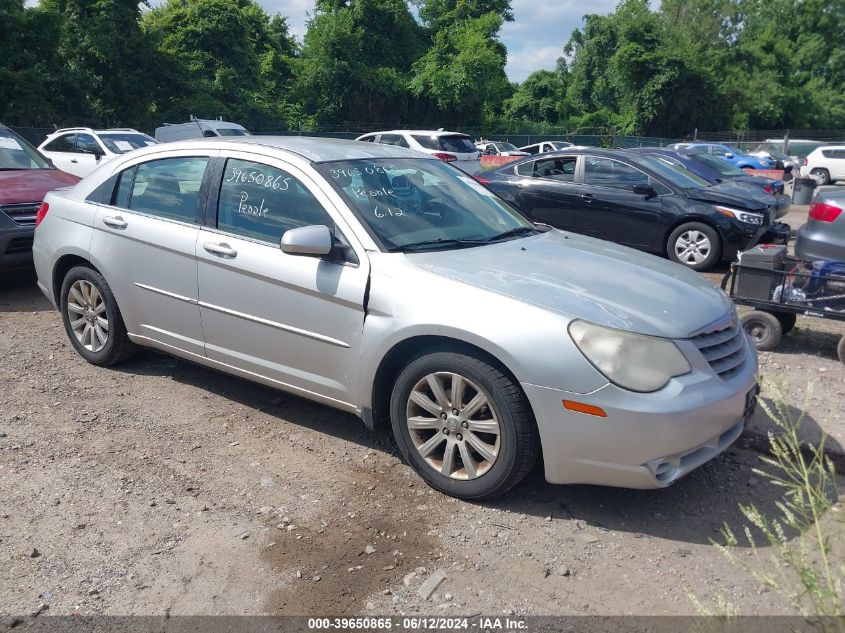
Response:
[[795, 191, 845, 261], [33, 137, 758, 499]]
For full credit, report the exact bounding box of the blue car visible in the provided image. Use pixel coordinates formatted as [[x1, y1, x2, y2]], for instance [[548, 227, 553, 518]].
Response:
[[628, 148, 791, 218], [670, 142, 776, 170]]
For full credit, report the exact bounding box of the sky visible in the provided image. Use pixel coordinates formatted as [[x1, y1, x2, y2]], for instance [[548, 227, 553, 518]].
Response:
[[249, 0, 619, 82]]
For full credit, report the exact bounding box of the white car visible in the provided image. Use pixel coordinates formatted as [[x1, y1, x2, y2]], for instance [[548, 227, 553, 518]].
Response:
[[519, 141, 575, 155], [800, 145, 845, 185], [475, 141, 529, 157], [356, 130, 480, 172], [39, 128, 158, 178]]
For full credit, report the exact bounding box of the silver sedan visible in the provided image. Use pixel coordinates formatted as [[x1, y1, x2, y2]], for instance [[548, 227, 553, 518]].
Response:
[[32, 137, 758, 499]]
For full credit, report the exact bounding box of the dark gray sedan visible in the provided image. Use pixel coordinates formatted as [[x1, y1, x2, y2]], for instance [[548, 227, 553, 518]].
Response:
[[795, 191, 845, 260]]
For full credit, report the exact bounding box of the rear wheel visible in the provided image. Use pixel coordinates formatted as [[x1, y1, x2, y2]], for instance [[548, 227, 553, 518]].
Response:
[[740, 310, 783, 351], [810, 168, 831, 186], [390, 349, 539, 500], [838, 336, 845, 365], [667, 222, 721, 271], [774, 312, 796, 336], [60, 266, 135, 366]]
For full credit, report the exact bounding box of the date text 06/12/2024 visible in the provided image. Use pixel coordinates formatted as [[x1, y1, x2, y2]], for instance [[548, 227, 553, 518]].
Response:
[[307, 617, 528, 631]]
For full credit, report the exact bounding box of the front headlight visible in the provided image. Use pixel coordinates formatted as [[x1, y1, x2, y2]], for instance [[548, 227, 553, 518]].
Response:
[[716, 205, 764, 225], [568, 320, 691, 393]]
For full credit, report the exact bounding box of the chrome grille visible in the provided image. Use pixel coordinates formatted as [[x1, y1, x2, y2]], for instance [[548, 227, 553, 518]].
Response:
[[0, 202, 40, 226], [691, 319, 746, 379]]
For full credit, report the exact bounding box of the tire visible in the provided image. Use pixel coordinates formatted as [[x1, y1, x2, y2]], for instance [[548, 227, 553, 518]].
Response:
[[838, 336, 845, 365], [389, 349, 539, 500], [774, 312, 796, 335], [740, 311, 783, 351], [60, 265, 136, 366], [810, 168, 830, 186], [667, 222, 722, 271]]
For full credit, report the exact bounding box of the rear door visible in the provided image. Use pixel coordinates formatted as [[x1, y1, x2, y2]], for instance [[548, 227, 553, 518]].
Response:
[[90, 150, 214, 355], [511, 155, 586, 230], [195, 150, 369, 408], [578, 155, 665, 250]]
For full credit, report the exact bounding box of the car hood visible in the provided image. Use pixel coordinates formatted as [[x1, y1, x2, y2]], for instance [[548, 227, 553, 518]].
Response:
[[684, 181, 769, 211], [407, 230, 732, 339], [0, 169, 80, 205]]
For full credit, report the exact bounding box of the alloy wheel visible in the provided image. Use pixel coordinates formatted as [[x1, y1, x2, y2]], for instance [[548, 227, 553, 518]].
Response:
[[674, 230, 711, 266], [405, 372, 501, 480], [66, 280, 109, 353]]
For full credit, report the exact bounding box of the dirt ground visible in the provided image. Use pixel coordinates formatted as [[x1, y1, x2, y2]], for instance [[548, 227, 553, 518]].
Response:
[[1, 251, 843, 619]]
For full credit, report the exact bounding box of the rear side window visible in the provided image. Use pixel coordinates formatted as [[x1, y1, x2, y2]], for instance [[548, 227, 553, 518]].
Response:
[[216, 158, 335, 244], [44, 134, 75, 153], [821, 149, 845, 159], [115, 157, 209, 222], [438, 135, 476, 154], [533, 157, 577, 182]]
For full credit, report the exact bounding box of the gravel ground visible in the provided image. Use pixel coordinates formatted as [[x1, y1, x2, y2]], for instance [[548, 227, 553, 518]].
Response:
[[1, 262, 843, 619]]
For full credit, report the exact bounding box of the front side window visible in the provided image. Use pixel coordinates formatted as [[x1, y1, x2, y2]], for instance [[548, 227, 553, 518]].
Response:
[[317, 158, 533, 251], [216, 128, 250, 137], [118, 157, 209, 222], [629, 154, 711, 190], [584, 157, 650, 190], [379, 134, 409, 148], [0, 128, 52, 169], [74, 134, 101, 154], [217, 158, 335, 243]]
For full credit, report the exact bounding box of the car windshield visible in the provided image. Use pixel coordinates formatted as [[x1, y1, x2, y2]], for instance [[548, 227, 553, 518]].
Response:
[[494, 142, 519, 152], [317, 158, 534, 251], [689, 153, 746, 176], [0, 128, 52, 170], [98, 133, 158, 154], [216, 128, 250, 136], [412, 134, 476, 154], [629, 154, 712, 189]]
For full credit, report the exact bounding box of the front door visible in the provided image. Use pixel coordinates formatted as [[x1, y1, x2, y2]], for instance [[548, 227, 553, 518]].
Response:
[[578, 155, 664, 250], [196, 152, 369, 409]]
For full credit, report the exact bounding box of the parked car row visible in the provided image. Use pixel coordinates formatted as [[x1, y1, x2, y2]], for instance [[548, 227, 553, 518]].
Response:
[[31, 136, 760, 499]]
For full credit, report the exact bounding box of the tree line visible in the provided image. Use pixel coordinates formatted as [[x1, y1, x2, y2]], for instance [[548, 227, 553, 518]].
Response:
[[1, 0, 843, 137]]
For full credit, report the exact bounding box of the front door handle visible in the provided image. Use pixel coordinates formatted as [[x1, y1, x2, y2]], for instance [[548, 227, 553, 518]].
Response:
[[102, 215, 128, 229], [203, 242, 238, 258], [580, 194, 594, 203], [70, 159, 79, 164]]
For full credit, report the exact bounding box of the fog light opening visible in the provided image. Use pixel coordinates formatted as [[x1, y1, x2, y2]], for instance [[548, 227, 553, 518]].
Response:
[[653, 460, 675, 482]]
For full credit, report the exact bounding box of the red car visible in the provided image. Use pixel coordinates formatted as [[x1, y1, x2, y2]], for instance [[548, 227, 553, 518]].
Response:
[[1, 124, 79, 269]]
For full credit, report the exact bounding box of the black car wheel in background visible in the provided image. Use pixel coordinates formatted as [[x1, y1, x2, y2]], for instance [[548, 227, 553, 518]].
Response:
[[481, 148, 774, 271]]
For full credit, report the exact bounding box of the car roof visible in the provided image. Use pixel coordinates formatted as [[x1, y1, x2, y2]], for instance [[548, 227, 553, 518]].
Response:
[[363, 130, 470, 137], [140, 136, 435, 163]]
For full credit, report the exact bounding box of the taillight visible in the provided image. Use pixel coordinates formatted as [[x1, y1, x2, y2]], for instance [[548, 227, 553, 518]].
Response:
[[763, 185, 772, 194], [474, 175, 491, 185], [432, 152, 457, 162], [35, 202, 49, 227], [808, 201, 843, 222]]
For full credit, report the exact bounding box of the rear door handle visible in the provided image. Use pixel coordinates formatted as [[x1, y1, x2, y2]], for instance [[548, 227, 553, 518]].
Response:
[[203, 242, 238, 258], [580, 194, 594, 203], [102, 215, 128, 229]]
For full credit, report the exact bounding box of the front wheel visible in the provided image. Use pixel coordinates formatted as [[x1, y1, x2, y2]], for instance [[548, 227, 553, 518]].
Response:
[[390, 349, 539, 500], [667, 222, 722, 271], [740, 310, 783, 351], [60, 266, 136, 366]]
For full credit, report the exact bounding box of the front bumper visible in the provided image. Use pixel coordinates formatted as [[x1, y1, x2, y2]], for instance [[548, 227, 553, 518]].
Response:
[[523, 334, 758, 489]]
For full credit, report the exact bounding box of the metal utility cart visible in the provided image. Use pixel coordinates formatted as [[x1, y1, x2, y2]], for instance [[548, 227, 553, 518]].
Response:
[[721, 244, 845, 364]]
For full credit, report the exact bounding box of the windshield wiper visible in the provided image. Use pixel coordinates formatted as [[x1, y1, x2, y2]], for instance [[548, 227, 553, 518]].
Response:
[[484, 226, 539, 242], [387, 238, 488, 252]]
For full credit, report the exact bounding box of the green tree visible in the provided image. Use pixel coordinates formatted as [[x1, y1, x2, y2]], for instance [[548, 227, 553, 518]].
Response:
[[503, 70, 567, 124]]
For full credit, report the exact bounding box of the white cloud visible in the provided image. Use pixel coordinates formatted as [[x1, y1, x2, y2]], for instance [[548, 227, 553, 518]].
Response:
[[501, 0, 618, 81]]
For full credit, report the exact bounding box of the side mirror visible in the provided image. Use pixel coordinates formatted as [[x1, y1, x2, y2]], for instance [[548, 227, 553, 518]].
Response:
[[633, 184, 658, 197], [280, 225, 333, 257]]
